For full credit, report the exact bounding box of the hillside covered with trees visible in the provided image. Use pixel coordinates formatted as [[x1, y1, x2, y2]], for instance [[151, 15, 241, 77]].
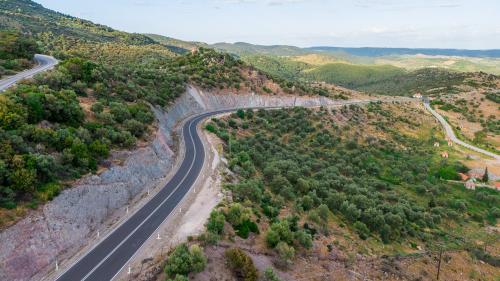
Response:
[[0, 0, 333, 225], [196, 104, 500, 280], [0, 31, 39, 78]]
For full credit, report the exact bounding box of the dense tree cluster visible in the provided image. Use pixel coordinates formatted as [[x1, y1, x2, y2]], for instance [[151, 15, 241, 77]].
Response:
[[0, 31, 248, 211], [207, 106, 499, 254]]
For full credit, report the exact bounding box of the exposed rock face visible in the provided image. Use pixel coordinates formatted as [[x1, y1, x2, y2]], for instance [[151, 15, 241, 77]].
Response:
[[0, 86, 348, 281]]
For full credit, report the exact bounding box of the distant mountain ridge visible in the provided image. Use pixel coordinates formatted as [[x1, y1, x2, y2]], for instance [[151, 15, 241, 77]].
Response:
[[307, 46, 500, 58], [210, 42, 500, 58]]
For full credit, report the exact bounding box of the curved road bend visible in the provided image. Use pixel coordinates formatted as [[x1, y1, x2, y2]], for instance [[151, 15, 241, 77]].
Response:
[[424, 100, 500, 161], [55, 110, 230, 281], [0, 54, 58, 91]]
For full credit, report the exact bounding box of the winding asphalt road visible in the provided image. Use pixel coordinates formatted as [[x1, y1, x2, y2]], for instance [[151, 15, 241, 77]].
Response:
[[423, 99, 500, 161], [53, 109, 235, 281], [0, 54, 58, 91], [1, 55, 419, 281]]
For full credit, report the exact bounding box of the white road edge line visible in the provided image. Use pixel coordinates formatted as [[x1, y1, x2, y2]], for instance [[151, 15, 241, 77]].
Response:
[[54, 113, 192, 281], [109, 113, 209, 281], [81, 114, 201, 281]]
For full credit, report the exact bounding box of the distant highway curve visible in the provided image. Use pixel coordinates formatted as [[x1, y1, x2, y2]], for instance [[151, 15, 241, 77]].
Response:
[[0, 54, 58, 91], [424, 100, 500, 161]]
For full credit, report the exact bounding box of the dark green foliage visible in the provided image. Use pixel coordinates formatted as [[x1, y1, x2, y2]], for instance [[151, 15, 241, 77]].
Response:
[[224, 203, 259, 239], [482, 167, 489, 182], [234, 219, 259, 239], [485, 92, 500, 104], [207, 210, 225, 235], [225, 247, 259, 281], [353, 221, 370, 240], [164, 244, 207, 278]]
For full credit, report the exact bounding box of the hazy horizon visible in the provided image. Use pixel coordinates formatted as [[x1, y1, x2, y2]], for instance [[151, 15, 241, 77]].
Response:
[[35, 0, 500, 50]]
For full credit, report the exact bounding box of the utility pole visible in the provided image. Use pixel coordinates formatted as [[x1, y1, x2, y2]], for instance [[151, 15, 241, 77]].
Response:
[[436, 246, 443, 280]]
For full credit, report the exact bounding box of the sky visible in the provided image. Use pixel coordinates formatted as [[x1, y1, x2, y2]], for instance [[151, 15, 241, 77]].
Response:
[[35, 0, 500, 49]]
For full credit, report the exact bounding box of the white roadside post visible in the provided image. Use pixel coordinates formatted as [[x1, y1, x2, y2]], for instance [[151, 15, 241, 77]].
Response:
[[157, 233, 161, 240], [55, 259, 59, 271]]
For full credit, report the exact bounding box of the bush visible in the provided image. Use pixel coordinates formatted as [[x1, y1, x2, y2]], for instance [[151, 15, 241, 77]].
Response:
[[164, 244, 207, 278], [266, 229, 280, 248], [124, 119, 146, 137], [166, 275, 189, 281], [207, 210, 225, 234], [263, 268, 281, 281], [294, 230, 313, 249], [353, 221, 370, 240], [276, 242, 295, 268], [205, 123, 217, 133], [234, 219, 259, 239], [225, 247, 258, 281]]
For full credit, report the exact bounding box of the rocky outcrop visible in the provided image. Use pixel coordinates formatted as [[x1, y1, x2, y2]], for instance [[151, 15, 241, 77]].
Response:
[[0, 86, 360, 281]]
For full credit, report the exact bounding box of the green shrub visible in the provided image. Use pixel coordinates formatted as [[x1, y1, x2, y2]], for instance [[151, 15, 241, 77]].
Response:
[[164, 244, 207, 278], [353, 221, 370, 240], [276, 242, 295, 268], [207, 210, 225, 234], [263, 268, 281, 281], [224, 247, 258, 281]]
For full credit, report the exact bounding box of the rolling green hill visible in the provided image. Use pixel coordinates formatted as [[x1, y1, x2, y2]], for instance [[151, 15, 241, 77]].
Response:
[[144, 33, 204, 54], [241, 54, 478, 96], [212, 42, 305, 56], [304, 63, 404, 89], [0, 0, 153, 45]]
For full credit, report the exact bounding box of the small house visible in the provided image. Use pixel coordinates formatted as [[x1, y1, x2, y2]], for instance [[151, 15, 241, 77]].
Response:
[[448, 140, 453, 147], [441, 152, 449, 158], [465, 179, 476, 190], [468, 169, 485, 180], [434, 142, 440, 147], [413, 93, 423, 99]]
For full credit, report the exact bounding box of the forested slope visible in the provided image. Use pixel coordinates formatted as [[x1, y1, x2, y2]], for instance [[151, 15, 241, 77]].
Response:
[[0, 0, 335, 224], [0, 31, 39, 78], [194, 104, 500, 280]]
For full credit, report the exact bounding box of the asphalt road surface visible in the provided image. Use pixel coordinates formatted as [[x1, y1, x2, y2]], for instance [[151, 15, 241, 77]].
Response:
[[424, 100, 500, 161], [54, 110, 227, 281], [0, 54, 58, 91]]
